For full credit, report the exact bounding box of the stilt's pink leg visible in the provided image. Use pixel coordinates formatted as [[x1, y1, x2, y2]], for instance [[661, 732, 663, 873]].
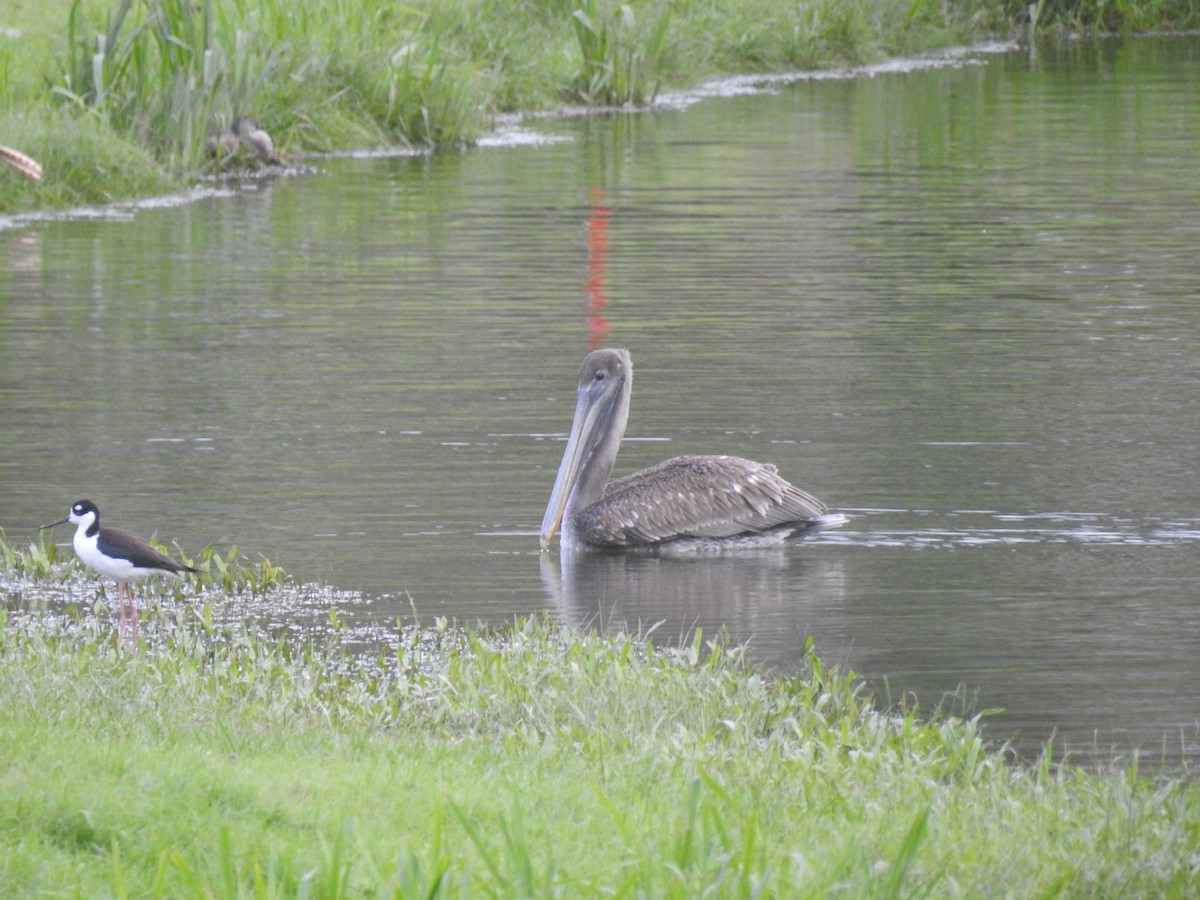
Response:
[[129, 585, 138, 645], [115, 582, 137, 646]]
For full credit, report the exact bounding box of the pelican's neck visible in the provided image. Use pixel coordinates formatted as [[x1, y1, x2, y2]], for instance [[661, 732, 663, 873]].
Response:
[[565, 432, 619, 515], [542, 347, 636, 550], [563, 372, 631, 531]]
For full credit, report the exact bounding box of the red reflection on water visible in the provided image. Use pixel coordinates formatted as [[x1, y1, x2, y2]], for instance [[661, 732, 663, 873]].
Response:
[[585, 185, 611, 349]]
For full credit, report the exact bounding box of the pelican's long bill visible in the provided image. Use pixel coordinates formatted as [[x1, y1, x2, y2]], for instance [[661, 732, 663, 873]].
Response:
[[539, 365, 624, 549]]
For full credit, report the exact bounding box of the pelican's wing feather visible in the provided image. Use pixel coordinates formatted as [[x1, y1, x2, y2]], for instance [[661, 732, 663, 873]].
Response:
[[579, 455, 827, 547]]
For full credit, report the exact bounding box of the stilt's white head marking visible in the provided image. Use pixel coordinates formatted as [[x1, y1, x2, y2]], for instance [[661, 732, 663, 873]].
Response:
[[67, 499, 99, 529]]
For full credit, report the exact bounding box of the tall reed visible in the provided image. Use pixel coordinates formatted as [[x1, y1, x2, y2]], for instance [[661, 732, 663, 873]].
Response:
[[569, 0, 673, 105], [51, 0, 484, 173], [55, 0, 283, 171]]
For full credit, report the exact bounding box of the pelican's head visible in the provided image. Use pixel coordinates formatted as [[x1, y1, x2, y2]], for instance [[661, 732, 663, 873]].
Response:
[[540, 348, 632, 549]]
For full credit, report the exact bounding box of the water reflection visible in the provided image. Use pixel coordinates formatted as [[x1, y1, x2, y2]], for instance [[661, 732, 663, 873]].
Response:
[[541, 547, 847, 671], [584, 186, 611, 349]]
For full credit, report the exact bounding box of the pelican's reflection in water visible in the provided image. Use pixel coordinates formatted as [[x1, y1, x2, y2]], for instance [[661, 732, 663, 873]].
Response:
[[540, 549, 848, 672]]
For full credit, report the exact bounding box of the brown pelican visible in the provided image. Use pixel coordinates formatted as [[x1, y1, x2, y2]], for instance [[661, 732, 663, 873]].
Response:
[[0, 144, 41, 180], [232, 116, 282, 165], [540, 348, 845, 552]]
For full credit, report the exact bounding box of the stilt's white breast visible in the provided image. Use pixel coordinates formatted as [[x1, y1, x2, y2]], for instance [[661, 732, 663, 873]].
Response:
[[72, 524, 136, 580]]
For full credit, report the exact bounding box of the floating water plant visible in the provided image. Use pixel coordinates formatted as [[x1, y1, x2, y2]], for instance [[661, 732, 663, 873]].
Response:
[[0, 533, 62, 580], [0, 535, 286, 597], [182, 543, 288, 594]]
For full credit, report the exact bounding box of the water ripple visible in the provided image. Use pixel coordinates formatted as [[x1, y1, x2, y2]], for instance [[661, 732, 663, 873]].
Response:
[[822, 510, 1200, 548]]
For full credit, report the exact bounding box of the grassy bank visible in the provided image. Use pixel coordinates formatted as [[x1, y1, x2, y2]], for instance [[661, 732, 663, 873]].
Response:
[[2, 554, 1198, 894], [2, 0, 1198, 213]]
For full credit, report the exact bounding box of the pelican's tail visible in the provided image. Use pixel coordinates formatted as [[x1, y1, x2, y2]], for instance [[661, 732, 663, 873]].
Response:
[[784, 512, 848, 541], [810, 513, 849, 531]]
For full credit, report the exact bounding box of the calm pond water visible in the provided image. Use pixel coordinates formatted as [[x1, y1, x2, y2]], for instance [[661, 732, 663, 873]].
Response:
[[2, 37, 1198, 768]]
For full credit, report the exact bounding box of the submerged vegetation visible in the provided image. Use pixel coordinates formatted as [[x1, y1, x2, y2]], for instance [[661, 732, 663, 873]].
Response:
[[0, 532, 287, 595], [2, 0, 1199, 212], [0, 573, 1198, 895]]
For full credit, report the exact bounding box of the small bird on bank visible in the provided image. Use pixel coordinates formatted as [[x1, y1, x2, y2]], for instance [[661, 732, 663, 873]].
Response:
[[231, 116, 282, 165], [203, 126, 240, 163], [204, 117, 282, 168], [41, 499, 198, 643], [0, 144, 42, 180]]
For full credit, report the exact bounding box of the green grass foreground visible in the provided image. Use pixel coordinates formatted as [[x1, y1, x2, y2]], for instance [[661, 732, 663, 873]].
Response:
[[1, 605, 1198, 896], [3, 0, 1199, 212]]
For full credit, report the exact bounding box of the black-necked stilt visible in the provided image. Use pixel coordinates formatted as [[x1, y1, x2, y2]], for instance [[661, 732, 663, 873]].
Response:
[[41, 499, 198, 642]]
